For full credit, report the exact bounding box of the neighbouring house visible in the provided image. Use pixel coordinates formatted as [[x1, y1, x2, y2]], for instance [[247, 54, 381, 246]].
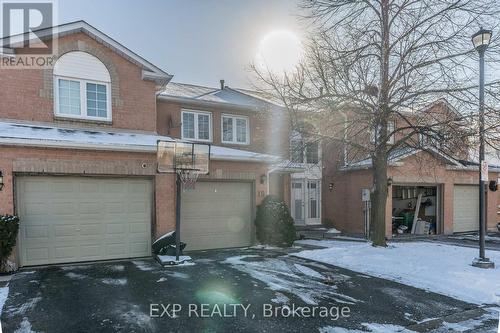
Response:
[[322, 100, 500, 238], [0, 21, 323, 267]]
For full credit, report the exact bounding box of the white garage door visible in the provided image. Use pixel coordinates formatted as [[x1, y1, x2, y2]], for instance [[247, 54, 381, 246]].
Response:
[[453, 185, 479, 233], [181, 182, 253, 251], [17, 176, 153, 266]]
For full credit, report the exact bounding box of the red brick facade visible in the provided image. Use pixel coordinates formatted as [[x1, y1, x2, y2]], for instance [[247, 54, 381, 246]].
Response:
[[0, 29, 273, 267]]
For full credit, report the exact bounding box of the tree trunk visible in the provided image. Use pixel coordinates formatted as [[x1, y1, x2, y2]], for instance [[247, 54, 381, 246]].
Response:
[[371, 147, 388, 246], [370, 0, 390, 247]]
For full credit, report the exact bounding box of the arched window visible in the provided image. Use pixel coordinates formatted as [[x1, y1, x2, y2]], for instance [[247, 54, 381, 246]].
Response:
[[53, 51, 112, 121]]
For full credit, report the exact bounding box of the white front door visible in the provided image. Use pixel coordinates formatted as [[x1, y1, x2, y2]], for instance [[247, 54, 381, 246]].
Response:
[[291, 178, 321, 225]]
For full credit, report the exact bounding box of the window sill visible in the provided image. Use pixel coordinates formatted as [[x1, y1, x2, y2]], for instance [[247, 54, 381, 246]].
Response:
[[54, 115, 113, 125], [221, 141, 250, 146], [181, 137, 212, 144]]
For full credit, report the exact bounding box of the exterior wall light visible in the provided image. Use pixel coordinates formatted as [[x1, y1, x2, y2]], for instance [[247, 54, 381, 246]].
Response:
[[387, 177, 393, 186], [260, 174, 267, 185], [328, 182, 334, 191], [0, 171, 4, 191]]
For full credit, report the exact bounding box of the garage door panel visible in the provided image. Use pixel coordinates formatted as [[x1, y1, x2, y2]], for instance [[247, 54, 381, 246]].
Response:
[[453, 185, 479, 233], [24, 225, 49, 239], [181, 182, 252, 251], [25, 248, 49, 262], [18, 176, 153, 266], [54, 224, 80, 237]]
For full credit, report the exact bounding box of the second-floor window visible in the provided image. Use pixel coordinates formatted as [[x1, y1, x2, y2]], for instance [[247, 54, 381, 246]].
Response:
[[53, 51, 112, 122], [222, 114, 249, 145], [181, 110, 212, 142], [290, 131, 320, 164], [371, 121, 395, 144]]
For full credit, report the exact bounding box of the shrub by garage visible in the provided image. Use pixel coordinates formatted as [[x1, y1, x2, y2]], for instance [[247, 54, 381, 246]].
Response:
[[255, 195, 296, 247], [0, 214, 20, 273]]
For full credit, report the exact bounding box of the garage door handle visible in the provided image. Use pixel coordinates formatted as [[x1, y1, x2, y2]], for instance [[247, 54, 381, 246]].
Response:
[[76, 228, 81, 231]]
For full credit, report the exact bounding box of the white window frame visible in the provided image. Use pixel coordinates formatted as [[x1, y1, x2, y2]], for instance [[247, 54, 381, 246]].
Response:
[[221, 114, 250, 145], [54, 76, 112, 122], [181, 109, 213, 142], [371, 121, 395, 144]]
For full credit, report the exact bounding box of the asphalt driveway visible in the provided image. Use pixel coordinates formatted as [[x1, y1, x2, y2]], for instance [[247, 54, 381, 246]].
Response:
[[1, 246, 498, 332]]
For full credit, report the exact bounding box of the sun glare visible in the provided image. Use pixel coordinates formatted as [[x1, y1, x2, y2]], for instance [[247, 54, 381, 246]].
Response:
[[256, 29, 304, 74]]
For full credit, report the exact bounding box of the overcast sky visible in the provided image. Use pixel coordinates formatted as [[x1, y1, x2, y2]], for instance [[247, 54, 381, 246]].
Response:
[[58, 0, 303, 89]]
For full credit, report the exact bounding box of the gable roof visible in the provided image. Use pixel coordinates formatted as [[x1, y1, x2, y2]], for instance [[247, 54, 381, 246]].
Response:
[[159, 82, 284, 111], [342, 146, 462, 170], [0, 20, 172, 86]]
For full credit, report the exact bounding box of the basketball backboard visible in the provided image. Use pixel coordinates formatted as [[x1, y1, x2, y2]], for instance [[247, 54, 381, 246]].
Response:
[[157, 141, 210, 174]]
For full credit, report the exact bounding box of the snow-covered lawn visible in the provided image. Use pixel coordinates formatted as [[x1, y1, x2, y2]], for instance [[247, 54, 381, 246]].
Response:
[[0, 284, 8, 314], [292, 241, 500, 305]]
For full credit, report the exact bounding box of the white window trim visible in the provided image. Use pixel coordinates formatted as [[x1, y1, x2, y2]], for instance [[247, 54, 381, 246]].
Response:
[[221, 114, 250, 145], [54, 75, 112, 122], [371, 121, 395, 144], [290, 134, 321, 165], [181, 109, 213, 142]]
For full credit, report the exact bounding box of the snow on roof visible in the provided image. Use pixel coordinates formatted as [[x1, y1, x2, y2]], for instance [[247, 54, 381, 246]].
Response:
[[161, 82, 217, 99], [0, 121, 280, 163], [343, 146, 461, 170], [269, 160, 306, 173], [160, 82, 283, 110]]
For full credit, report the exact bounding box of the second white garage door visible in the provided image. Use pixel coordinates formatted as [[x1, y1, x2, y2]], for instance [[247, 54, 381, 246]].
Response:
[[453, 185, 479, 233], [181, 182, 253, 251], [17, 176, 153, 266]]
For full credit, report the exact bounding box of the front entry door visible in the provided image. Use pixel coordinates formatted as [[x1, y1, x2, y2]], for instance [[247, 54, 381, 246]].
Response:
[[291, 179, 321, 225]]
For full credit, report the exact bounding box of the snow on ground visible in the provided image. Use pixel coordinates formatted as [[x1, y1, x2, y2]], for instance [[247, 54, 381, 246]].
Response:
[[132, 261, 156, 271], [271, 292, 290, 304], [294, 264, 324, 279], [450, 234, 500, 242], [319, 323, 415, 333], [0, 284, 9, 314], [101, 278, 127, 286], [293, 241, 500, 305], [223, 255, 359, 305], [156, 255, 193, 266], [327, 228, 341, 234], [295, 239, 367, 248], [108, 264, 125, 272], [65, 272, 87, 280], [14, 317, 35, 333]]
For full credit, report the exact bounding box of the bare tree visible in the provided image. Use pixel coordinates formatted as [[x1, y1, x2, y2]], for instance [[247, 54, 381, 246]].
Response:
[[252, 0, 500, 246]]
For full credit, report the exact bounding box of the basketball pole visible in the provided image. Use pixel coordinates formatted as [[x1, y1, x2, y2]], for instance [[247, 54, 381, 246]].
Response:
[[175, 172, 181, 262]]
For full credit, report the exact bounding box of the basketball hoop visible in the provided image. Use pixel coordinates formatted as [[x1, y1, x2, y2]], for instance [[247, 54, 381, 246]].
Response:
[[177, 169, 200, 190], [157, 140, 211, 261]]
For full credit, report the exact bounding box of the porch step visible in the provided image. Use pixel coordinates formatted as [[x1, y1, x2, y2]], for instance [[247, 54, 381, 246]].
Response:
[[294, 225, 328, 231], [296, 228, 366, 242]]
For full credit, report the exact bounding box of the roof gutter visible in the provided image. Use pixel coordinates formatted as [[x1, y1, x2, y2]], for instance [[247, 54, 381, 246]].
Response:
[[0, 138, 279, 163]]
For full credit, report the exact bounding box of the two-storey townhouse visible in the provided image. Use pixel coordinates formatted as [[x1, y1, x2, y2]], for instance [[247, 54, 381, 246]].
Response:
[[322, 99, 500, 238], [157, 82, 325, 230], [0, 21, 279, 268]]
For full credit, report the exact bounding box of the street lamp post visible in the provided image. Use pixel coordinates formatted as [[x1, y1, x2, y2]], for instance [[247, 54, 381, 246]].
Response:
[[471, 27, 495, 269]]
